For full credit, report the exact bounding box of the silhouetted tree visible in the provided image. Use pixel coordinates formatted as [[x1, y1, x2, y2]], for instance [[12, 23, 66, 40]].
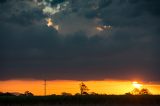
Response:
[[24, 91, 34, 96], [131, 88, 140, 95], [80, 82, 89, 95], [0, 92, 15, 96], [61, 92, 72, 96], [50, 94, 56, 96], [129, 88, 151, 95], [139, 88, 151, 95], [90, 92, 98, 95], [75, 93, 81, 96], [0, 92, 3, 95], [125, 92, 132, 96]]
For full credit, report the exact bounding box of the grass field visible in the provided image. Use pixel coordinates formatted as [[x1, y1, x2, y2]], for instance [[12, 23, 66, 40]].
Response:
[[1, 95, 160, 106]]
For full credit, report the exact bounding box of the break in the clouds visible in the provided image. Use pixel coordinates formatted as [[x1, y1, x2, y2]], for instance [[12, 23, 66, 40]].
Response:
[[0, 0, 160, 81]]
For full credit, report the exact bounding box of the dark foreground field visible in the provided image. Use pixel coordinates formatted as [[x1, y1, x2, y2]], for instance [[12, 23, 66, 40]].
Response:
[[1, 95, 160, 106]]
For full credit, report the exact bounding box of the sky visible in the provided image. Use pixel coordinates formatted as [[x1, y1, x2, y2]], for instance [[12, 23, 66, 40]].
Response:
[[0, 0, 160, 94]]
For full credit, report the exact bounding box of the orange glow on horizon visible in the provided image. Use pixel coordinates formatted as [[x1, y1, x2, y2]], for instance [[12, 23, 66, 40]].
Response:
[[0, 80, 160, 95]]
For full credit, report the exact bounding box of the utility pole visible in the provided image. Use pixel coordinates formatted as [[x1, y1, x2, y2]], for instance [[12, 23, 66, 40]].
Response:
[[44, 80, 46, 96]]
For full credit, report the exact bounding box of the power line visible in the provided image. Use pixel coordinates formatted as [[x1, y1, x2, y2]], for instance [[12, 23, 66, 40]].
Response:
[[44, 80, 47, 96]]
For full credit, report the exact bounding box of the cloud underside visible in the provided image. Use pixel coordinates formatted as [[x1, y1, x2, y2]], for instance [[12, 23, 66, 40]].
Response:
[[0, 0, 160, 81]]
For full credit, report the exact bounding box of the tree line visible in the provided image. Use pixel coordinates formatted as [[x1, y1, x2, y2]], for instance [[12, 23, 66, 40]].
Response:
[[0, 82, 151, 96]]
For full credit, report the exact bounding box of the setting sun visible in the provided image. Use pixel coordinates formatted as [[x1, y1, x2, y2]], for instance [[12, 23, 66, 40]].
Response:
[[132, 81, 142, 89]]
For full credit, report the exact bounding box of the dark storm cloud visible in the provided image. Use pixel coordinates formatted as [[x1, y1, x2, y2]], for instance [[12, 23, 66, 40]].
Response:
[[130, 0, 160, 16], [0, 0, 160, 81], [50, 0, 65, 5], [0, 1, 44, 26], [0, 0, 7, 3]]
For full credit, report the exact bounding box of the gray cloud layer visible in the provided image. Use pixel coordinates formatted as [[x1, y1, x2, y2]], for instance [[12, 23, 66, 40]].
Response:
[[0, 0, 160, 81]]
